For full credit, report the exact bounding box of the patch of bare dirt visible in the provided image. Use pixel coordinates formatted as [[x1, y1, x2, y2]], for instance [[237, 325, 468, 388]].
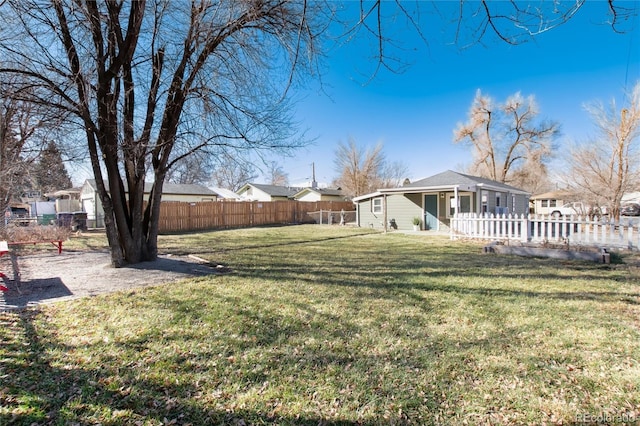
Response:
[[0, 250, 224, 310]]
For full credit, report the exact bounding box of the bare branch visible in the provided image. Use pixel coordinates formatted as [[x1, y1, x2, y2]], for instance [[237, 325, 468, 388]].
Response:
[[454, 90, 559, 192], [565, 82, 640, 219]]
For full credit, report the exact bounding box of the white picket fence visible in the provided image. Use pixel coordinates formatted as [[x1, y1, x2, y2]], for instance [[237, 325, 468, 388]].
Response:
[[450, 213, 640, 250]]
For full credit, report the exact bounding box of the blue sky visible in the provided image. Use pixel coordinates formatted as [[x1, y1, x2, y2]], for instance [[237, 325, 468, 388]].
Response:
[[268, 1, 640, 187]]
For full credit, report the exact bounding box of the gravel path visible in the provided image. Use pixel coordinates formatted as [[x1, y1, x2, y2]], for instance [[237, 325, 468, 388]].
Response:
[[0, 250, 221, 310]]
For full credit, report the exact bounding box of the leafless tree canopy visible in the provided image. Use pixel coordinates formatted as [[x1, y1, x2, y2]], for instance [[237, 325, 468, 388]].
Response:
[[164, 149, 214, 186], [266, 161, 290, 187], [209, 151, 259, 192], [379, 160, 411, 190], [566, 82, 640, 219], [333, 138, 408, 197], [333, 139, 384, 198], [0, 0, 325, 265], [453, 90, 559, 193], [0, 79, 58, 215]]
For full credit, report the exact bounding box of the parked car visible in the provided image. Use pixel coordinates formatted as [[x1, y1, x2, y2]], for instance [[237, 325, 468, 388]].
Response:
[[549, 202, 603, 218], [550, 202, 587, 217], [5, 205, 35, 226], [621, 203, 640, 216]]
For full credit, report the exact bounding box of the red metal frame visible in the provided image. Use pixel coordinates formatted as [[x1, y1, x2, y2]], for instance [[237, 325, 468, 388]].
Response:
[[7, 240, 63, 254], [0, 246, 7, 291]]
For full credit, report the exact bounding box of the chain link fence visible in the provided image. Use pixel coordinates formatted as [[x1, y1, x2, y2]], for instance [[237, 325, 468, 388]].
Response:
[[306, 209, 357, 225]]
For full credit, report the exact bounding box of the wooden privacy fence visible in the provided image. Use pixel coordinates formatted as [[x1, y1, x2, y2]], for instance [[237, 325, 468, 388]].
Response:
[[451, 213, 640, 250], [158, 200, 355, 233]]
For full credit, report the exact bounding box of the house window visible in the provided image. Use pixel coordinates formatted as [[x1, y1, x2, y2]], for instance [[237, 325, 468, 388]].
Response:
[[496, 193, 501, 207], [448, 194, 472, 217], [372, 197, 383, 214], [541, 200, 548, 207], [481, 190, 488, 214], [550, 199, 557, 207]]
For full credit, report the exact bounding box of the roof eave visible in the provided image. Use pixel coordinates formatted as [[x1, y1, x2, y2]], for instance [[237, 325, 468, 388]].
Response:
[[380, 184, 473, 194], [352, 191, 383, 202]]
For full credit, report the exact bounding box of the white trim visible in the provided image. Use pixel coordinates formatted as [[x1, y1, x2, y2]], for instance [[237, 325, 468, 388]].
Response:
[[352, 191, 383, 203], [372, 197, 383, 214]]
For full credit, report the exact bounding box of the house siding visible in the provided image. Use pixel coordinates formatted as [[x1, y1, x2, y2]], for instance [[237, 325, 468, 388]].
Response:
[[513, 194, 530, 215], [482, 191, 529, 216], [238, 187, 273, 201], [386, 193, 422, 230], [490, 191, 498, 214], [357, 197, 385, 229], [80, 183, 104, 226], [532, 197, 564, 215], [297, 192, 321, 202], [354, 171, 531, 231]]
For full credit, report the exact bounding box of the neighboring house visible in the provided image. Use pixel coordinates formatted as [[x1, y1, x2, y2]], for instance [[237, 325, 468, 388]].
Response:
[[293, 187, 348, 202], [81, 179, 218, 228], [530, 190, 572, 215], [47, 188, 82, 213], [209, 187, 242, 201], [236, 183, 301, 201], [353, 170, 530, 231]]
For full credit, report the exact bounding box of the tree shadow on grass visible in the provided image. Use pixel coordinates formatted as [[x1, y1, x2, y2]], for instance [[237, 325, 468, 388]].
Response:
[[2, 277, 72, 309], [227, 244, 640, 307], [0, 308, 421, 426], [172, 230, 379, 256]]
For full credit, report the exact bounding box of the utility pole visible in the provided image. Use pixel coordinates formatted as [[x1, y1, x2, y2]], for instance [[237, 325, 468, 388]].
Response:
[[311, 162, 318, 189]]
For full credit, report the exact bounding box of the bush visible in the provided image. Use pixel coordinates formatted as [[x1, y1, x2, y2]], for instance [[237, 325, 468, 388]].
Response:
[[0, 224, 71, 243]]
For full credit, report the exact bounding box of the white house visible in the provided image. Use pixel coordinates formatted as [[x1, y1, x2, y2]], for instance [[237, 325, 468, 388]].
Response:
[[236, 183, 301, 201], [529, 190, 572, 215], [209, 187, 242, 201], [293, 187, 347, 202]]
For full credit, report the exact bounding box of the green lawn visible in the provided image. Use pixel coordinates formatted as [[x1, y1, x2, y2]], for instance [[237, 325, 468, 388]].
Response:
[[1, 225, 639, 425]]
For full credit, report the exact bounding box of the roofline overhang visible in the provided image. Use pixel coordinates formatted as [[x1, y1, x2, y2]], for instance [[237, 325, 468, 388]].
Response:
[[476, 183, 530, 196], [378, 183, 530, 196], [352, 191, 383, 203], [354, 183, 530, 201], [378, 184, 476, 194]]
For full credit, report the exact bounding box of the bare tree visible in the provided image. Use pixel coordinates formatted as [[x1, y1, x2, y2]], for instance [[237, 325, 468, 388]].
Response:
[[453, 90, 559, 192], [266, 161, 289, 187], [333, 138, 386, 197], [0, 81, 52, 217], [379, 160, 410, 189], [566, 82, 640, 220], [507, 149, 555, 196], [210, 151, 259, 192], [165, 149, 213, 186], [0, 0, 324, 265]]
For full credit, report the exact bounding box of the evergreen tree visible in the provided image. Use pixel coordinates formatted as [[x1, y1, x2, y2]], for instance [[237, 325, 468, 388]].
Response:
[[34, 141, 72, 193]]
